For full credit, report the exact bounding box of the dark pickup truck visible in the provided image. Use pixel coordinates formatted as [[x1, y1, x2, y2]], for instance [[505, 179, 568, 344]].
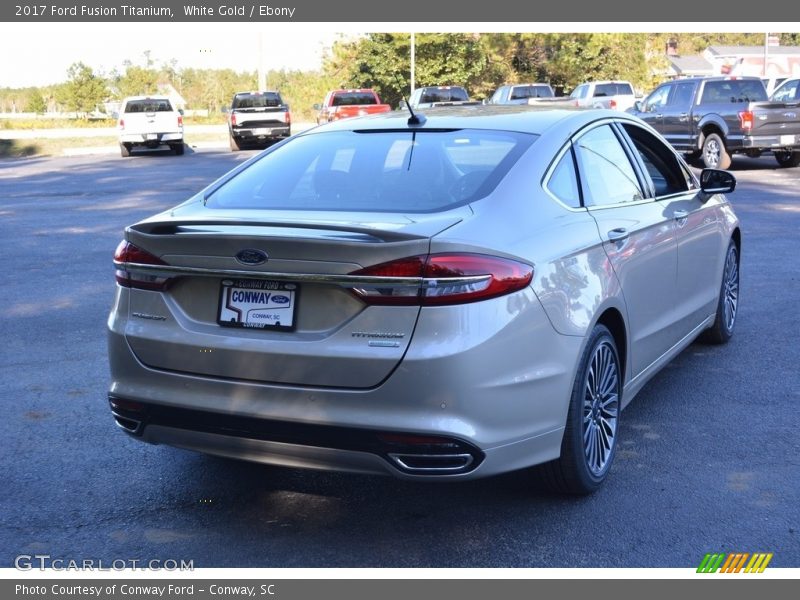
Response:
[[406, 86, 482, 110], [628, 76, 800, 168], [228, 91, 291, 151]]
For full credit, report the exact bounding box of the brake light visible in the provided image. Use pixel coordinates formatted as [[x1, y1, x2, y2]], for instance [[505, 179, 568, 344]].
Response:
[[609, 99, 617, 110], [285, 110, 291, 125], [118, 118, 124, 130], [114, 240, 173, 291], [348, 254, 533, 306], [739, 110, 754, 131], [177, 114, 183, 127], [230, 113, 237, 126]]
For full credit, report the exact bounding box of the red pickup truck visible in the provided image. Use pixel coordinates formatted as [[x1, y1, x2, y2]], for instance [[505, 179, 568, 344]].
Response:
[[314, 89, 392, 125]]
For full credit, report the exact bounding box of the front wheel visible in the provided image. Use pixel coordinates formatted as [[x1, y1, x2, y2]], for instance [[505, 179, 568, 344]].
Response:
[[535, 325, 621, 495], [701, 240, 739, 344], [774, 150, 800, 168], [702, 133, 731, 169]]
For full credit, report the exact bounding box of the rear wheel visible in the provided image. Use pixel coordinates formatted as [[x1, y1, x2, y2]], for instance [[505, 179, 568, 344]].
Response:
[[229, 134, 242, 152], [774, 150, 800, 168], [536, 324, 621, 495], [701, 240, 739, 344], [702, 133, 731, 169], [120, 143, 131, 158], [172, 143, 185, 156]]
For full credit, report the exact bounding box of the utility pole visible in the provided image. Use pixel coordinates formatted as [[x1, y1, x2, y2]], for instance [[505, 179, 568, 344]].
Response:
[[410, 32, 416, 95], [258, 31, 267, 90]]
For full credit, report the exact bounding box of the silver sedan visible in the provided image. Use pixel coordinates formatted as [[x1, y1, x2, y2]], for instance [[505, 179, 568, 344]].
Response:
[[108, 106, 740, 494]]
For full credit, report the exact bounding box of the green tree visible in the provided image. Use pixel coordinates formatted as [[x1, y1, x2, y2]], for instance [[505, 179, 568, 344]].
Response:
[[55, 62, 106, 116], [26, 90, 47, 114]]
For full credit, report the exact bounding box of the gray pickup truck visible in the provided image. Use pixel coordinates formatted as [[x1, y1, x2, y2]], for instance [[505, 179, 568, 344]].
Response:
[[628, 76, 800, 168], [406, 86, 481, 110]]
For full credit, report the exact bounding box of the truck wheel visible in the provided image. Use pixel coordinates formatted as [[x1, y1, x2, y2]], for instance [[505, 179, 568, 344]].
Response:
[[774, 150, 800, 168], [172, 143, 185, 156], [120, 143, 131, 158], [229, 134, 241, 152], [702, 133, 731, 169]]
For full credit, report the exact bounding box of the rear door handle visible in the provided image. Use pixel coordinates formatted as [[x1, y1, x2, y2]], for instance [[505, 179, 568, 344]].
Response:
[[674, 210, 689, 220], [607, 228, 629, 242]]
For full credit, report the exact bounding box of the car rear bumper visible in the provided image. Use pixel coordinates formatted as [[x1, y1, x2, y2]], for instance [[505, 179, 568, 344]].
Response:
[[107, 287, 580, 480], [739, 133, 800, 151], [120, 132, 183, 145], [231, 126, 291, 141]]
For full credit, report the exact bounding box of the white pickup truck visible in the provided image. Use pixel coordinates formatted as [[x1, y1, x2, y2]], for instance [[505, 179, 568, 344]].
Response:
[[117, 96, 184, 157], [569, 81, 637, 111]]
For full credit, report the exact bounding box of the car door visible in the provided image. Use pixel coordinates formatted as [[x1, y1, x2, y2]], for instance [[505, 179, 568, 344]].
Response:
[[659, 80, 699, 151], [573, 123, 679, 376], [636, 83, 672, 133], [618, 122, 728, 340]]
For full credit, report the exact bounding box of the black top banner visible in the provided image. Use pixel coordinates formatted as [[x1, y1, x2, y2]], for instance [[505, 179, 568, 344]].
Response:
[[3, 0, 800, 22]]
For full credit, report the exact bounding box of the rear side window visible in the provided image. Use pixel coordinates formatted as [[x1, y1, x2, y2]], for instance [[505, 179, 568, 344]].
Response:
[[206, 129, 537, 213], [232, 93, 282, 108], [700, 80, 767, 103], [546, 147, 581, 208], [771, 79, 799, 102], [331, 92, 378, 106], [574, 125, 644, 207], [124, 99, 173, 113]]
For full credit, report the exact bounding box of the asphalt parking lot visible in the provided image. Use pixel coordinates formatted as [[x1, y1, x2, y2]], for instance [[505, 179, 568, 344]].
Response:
[[0, 148, 798, 568]]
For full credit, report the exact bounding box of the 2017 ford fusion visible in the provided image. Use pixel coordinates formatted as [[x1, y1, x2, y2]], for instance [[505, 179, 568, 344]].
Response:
[[108, 106, 740, 494]]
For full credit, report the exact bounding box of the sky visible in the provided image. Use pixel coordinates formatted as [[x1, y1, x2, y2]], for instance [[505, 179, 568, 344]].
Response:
[[0, 23, 348, 88], [1, 22, 794, 89]]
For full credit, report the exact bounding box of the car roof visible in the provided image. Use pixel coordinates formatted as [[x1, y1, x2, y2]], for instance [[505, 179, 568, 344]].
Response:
[[310, 104, 632, 136]]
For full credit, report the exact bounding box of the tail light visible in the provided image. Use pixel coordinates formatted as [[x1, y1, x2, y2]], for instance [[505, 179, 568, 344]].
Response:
[[118, 118, 125, 130], [114, 241, 173, 291], [739, 111, 754, 132], [348, 254, 533, 306], [609, 99, 617, 110], [230, 113, 237, 126], [177, 114, 183, 127], [285, 110, 292, 125]]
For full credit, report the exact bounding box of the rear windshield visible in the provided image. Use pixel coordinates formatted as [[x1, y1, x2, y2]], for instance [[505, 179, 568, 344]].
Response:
[[331, 92, 378, 106], [593, 83, 634, 97], [232, 93, 283, 108], [420, 88, 469, 103], [700, 80, 767, 103], [206, 129, 537, 213], [510, 85, 554, 100], [123, 99, 173, 113]]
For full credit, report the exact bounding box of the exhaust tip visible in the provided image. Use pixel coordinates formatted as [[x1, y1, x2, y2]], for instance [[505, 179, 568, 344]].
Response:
[[388, 453, 475, 473], [113, 415, 142, 434]]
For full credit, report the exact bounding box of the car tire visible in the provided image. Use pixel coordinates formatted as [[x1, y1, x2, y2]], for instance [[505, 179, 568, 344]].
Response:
[[172, 143, 185, 156], [702, 133, 731, 169], [535, 324, 621, 495], [229, 134, 242, 152], [701, 240, 739, 344], [120, 143, 131, 158], [774, 150, 800, 168]]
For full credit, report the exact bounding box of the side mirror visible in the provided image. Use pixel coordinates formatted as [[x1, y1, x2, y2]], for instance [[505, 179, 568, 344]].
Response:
[[312, 103, 321, 111], [700, 168, 736, 194], [632, 100, 642, 112]]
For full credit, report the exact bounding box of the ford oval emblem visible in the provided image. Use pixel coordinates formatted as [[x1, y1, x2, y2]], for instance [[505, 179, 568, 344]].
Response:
[[235, 249, 268, 266], [272, 295, 289, 304]]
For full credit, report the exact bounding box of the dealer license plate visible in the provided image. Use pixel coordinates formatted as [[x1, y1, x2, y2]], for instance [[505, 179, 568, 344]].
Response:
[[218, 279, 297, 331], [780, 134, 795, 145], [253, 128, 272, 136], [145, 133, 158, 141]]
